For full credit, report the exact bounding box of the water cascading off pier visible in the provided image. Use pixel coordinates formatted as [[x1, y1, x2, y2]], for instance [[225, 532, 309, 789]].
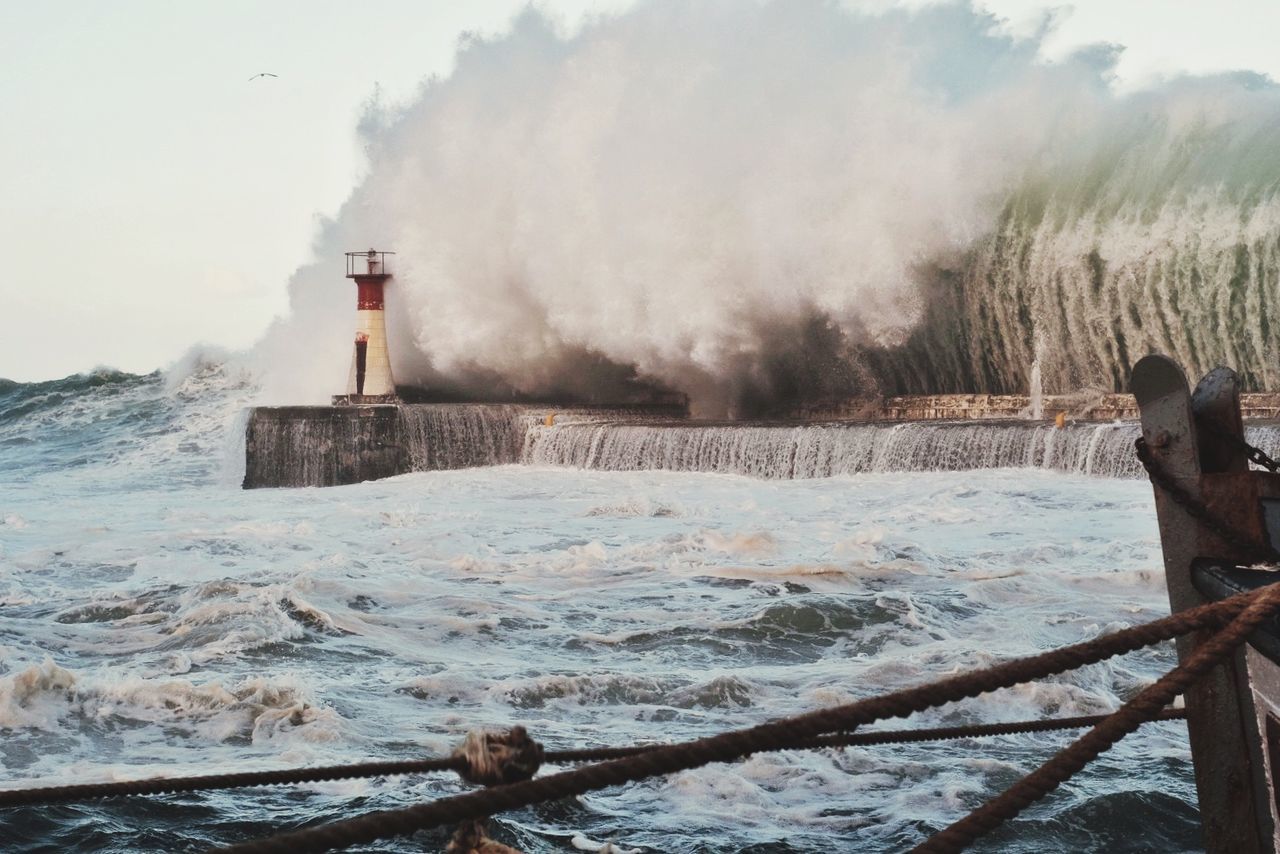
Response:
[[242, 404, 1280, 487]]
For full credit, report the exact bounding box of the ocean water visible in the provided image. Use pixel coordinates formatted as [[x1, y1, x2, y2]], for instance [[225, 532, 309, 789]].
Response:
[[0, 367, 1199, 852]]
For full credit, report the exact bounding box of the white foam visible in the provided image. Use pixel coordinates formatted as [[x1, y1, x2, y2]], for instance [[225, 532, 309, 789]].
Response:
[[0, 659, 77, 729], [571, 834, 641, 854], [0, 416, 1185, 849]]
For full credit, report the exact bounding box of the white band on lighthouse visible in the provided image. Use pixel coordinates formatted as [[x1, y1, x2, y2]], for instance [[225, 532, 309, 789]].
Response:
[[346, 309, 395, 397]]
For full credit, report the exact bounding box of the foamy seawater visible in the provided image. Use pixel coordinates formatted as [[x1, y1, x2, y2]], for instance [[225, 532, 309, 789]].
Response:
[[0, 369, 1199, 852]]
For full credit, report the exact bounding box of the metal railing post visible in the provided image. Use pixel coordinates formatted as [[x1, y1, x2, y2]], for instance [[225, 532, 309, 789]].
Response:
[[1133, 354, 1274, 852]]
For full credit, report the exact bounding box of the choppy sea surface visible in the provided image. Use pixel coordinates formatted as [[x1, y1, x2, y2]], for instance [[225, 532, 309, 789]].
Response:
[[0, 367, 1198, 852]]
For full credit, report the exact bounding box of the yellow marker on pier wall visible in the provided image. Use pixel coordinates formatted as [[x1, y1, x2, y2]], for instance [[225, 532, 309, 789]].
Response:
[[1054, 411, 1066, 429]]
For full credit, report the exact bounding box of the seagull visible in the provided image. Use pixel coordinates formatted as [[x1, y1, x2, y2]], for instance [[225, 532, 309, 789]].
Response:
[[248, 73, 278, 81]]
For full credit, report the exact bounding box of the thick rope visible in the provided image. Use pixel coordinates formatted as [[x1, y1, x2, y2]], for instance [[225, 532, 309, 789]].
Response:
[[0, 757, 462, 809], [913, 580, 1280, 853], [452, 726, 543, 787], [0, 711, 1186, 810], [806, 708, 1186, 748], [556, 708, 1189, 760], [211, 587, 1260, 854], [444, 819, 522, 854], [447, 727, 542, 854]]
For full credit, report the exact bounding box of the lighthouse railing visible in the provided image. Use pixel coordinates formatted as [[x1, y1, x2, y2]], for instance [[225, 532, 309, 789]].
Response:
[[345, 250, 395, 278]]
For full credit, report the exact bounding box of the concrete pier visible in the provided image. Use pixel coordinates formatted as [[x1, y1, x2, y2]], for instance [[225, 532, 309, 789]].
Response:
[[243, 406, 407, 489], [243, 393, 1280, 490], [242, 401, 685, 489]]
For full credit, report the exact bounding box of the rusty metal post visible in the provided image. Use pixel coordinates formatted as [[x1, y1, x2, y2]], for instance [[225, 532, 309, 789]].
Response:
[[1133, 355, 1274, 852]]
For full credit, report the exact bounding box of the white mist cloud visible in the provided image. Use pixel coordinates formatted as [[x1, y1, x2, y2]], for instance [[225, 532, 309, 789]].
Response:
[[254, 0, 1112, 414]]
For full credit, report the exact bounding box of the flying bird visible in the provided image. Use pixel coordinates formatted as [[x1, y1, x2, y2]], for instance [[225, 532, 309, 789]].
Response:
[[248, 73, 278, 81]]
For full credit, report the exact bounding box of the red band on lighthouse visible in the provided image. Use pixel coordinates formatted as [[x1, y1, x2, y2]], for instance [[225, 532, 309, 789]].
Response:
[[356, 279, 385, 311]]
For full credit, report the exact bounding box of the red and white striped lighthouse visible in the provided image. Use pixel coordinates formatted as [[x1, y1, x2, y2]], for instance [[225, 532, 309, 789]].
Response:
[[335, 249, 398, 405]]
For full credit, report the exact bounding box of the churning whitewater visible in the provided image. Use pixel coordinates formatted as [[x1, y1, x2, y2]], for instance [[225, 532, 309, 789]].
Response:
[[0, 367, 1200, 851]]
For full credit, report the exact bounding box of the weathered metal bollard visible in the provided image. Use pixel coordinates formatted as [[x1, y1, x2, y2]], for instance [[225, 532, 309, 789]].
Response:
[[1133, 354, 1280, 853]]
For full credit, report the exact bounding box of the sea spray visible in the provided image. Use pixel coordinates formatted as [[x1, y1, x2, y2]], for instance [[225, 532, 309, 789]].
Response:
[[252, 1, 1109, 414], [868, 73, 1280, 396], [1027, 332, 1045, 420], [253, 2, 1280, 414]]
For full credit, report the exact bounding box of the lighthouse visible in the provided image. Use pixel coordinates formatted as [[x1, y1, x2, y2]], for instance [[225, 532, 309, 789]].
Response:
[[335, 249, 398, 405]]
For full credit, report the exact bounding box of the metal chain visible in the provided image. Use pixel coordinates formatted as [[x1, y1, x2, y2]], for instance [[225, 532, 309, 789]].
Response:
[[1240, 439, 1280, 473], [1134, 437, 1280, 563], [1203, 423, 1280, 473]]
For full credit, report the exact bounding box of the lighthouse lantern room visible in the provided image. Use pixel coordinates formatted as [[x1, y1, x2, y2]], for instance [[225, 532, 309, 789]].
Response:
[[333, 249, 398, 406]]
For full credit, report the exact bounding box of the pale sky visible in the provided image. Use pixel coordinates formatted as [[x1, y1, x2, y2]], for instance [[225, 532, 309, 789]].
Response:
[[3, 0, 1280, 382]]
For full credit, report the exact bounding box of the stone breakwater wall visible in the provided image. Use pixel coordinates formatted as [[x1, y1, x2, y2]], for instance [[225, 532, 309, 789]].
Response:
[[243, 406, 406, 489], [243, 395, 1280, 489], [242, 402, 687, 489]]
